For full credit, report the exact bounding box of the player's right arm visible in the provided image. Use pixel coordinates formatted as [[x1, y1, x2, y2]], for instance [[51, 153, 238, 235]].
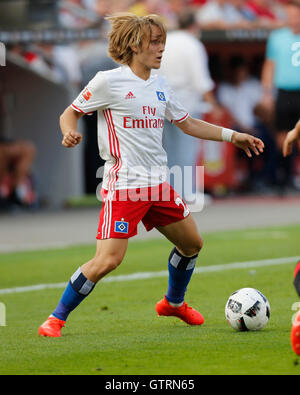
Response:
[[283, 120, 300, 157], [59, 106, 84, 148], [59, 72, 110, 149]]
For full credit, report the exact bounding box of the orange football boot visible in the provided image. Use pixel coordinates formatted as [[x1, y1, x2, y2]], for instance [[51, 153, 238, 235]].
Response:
[[156, 296, 205, 325], [38, 316, 65, 338], [291, 309, 300, 356]]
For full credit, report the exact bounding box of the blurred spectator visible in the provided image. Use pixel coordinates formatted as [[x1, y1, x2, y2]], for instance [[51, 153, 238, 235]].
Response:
[[128, 0, 188, 28], [243, 0, 285, 28], [272, 0, 289, 21], [52, 44, 82, 87], [195, 0, 285, 29], [8, 42, 82, 88], [196, 0, 256, 29], [218, 57, 263, 133], [244, 0, 277, 21], [218, 56, 277, 191], [82, 0, 97, 10], [129, 0, 162, 15], [166, 0, 191, 29], [59, 0, 93, 28], [8, 44, 56, 79], [0, 134, 36, 209], [0, 94, 36, 209], [229, 0, 259, 21], [92, 0, 133, 17], [159, 10, 217, 204], [261, 0, 300, 190], [169, 0, 189, 13], [93, 0, 113, 17], [190, 0, 208, 6]]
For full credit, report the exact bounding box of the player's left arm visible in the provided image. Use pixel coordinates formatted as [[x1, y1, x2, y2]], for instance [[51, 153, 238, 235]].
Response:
[[175, 116, 264, 158]]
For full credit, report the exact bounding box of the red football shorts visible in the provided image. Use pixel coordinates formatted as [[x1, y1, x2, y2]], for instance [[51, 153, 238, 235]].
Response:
[[97, 182, 190, 240]]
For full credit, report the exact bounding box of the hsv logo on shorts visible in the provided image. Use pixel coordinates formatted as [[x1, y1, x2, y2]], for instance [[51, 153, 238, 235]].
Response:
[[156, 91, 166, 102], [115, 220, 129, 234]]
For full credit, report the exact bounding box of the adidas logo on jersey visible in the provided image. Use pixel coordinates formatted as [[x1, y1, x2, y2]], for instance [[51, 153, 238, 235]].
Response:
[[125, 91, 136, 99]]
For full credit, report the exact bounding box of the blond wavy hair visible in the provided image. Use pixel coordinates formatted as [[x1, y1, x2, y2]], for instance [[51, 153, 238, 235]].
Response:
[[106, 13, 167, 66]]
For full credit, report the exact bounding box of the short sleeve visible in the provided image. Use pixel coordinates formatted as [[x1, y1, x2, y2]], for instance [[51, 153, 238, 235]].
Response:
[[71, 71, 110, 114], [165, 86, 189, 124]]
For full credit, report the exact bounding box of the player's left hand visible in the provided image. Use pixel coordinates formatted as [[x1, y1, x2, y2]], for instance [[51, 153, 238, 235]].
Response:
[[283, 129, 300, 157], [232, 132, 264, 158]]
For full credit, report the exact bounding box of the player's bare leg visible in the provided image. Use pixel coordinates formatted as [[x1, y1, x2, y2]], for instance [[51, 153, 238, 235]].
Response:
[[39, 238, 128, 337], [157, 214, 203, 257], [81, 238, 128, 283], [155, 215, 205, 325]]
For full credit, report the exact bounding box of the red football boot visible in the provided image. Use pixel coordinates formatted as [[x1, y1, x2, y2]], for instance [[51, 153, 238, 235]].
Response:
[[38, 316, 65, 338], [156, 296, 205, 325], [291, 309, 300, 356]]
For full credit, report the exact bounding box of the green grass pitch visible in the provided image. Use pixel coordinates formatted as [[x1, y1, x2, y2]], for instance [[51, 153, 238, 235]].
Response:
[[0, 224, 300, 375]]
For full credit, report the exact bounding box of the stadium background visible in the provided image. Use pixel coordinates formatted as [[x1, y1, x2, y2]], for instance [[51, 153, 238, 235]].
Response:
[[1, 0, 300, 211]]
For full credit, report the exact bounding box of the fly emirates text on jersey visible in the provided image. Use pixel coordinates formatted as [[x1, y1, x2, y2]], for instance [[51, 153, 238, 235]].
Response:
[[123, 106, 165, 129]]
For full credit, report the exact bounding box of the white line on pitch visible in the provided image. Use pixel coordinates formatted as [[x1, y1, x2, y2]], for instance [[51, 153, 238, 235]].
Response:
[[0, 255, 299, 296]]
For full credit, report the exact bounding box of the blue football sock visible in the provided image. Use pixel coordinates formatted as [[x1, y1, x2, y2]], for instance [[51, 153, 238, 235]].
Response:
[[166, 247, 198, 304], [52, 267, 95, 322]]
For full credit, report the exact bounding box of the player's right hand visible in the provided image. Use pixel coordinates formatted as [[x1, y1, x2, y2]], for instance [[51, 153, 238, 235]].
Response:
[[62, 131, 82, 148]]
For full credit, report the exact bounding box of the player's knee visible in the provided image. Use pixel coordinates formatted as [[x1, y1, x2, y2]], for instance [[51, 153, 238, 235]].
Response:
[[104, 256, 122, 272], [93, 253, 122, 274], [181, 237, 203, 257]]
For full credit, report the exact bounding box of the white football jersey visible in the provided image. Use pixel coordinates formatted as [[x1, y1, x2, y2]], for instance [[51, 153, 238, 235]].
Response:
[[72, 65, 189, 190]]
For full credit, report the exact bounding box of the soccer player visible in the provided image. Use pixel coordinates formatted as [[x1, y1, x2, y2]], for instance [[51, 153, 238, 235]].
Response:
[[38, 13, 264, 337], [282, 120, 300, 355]]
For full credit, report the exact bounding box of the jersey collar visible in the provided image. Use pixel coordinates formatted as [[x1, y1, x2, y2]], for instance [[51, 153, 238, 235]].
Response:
[[122, 65, 156, 84]]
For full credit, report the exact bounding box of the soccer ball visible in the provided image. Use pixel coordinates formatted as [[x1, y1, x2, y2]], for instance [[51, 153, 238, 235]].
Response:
[[225, 288, 271, 331]]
